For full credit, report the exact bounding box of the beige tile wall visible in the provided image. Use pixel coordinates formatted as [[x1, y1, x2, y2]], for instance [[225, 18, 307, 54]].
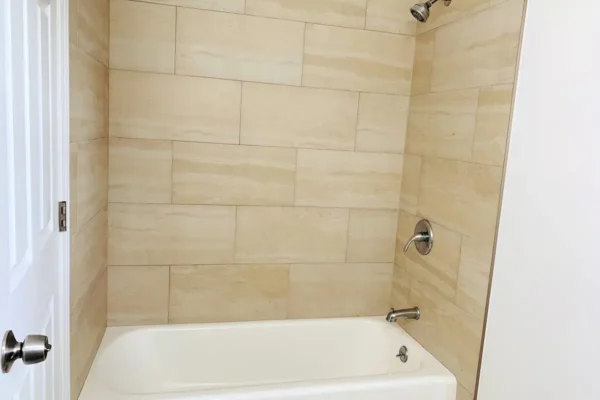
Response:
[[107, 0, 416, 327], [392, 1, 525, 399], [69, 0, 109, 398]]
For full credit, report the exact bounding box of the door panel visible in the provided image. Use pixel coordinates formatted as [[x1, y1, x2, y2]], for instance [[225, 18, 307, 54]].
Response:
[[1, 0, 68, 398]]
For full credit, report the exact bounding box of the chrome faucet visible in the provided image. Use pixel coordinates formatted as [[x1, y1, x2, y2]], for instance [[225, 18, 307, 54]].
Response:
[[386, 307, 420, 322]]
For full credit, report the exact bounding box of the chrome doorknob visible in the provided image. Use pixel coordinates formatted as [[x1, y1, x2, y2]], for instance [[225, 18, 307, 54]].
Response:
[[1, 330, 52, 374], [403, 219, 434, 255]]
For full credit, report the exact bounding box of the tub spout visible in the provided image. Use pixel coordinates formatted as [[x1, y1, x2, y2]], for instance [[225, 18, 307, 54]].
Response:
[[386, 307, 420, 322]]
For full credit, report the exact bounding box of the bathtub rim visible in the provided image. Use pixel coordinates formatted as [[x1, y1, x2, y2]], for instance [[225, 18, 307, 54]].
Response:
[[80, 316, 456, 400]]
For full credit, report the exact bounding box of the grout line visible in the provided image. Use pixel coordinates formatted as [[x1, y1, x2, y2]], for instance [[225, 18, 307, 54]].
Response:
[[406, 150, 504, 169], [109, 201, 402, 213], [285, 263, 292, 320], [107, 136, 407, 156], [399, 97, 411, 155], [453, 235, 464, 305], [470, 88, 483, 162], [167, 265, 171, 324], [238, 83, 243, 144], [363, 0, 368, 29], [107, 0, 111, 67], [300, 23, 307, 86], [344, 208, 352, 263], [414, 155, 423, 208], [75, 205, 106, 236], [170, 140, 174, 204], [109, 67, 411, 97], [108, 261, 395, 268], [109, 135, 504, 168], [413, 81, 512, 97], [353, 93, 362, 151], [75, 136, 108, 145], [75, 43, 108, 69], [173, 7, 178, 74], [125, 0, 415, 38], [412, 83, 494, 98], [232, 206, 239, 263], [292, 149, 299, 206], [73, 0, 79, 46], [105, 135, 110, 223], [405, 270, 414, 305]]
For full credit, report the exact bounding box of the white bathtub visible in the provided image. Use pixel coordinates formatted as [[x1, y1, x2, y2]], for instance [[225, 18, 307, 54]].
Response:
[[79, 317, 456, 400]]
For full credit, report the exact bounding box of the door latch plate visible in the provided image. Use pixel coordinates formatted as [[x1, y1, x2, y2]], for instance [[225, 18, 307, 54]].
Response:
[[58, 201, 67, 232]]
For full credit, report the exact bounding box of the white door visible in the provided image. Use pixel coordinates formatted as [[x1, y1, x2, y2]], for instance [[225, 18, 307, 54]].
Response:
[[477, 2, 600, 400], [0, 0, 69, 399]]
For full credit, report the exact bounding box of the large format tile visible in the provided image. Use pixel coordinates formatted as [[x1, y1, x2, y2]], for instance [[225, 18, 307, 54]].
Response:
[[70, 46, 108, 143], [107, 266, 169, 326], [172, 142, 296, 206], [139, 0, 245, 13], [365, 0, 416, 35], [404, 279, 484, 392], [472, 85, 514, 166], [356, 93, 409, 153], [110, 0, 176, 73], [303, 24, 414, 94], [347, 209, 397, 263], [110, 71, 241, 144], [176, 9, 304, 85], [77, 0, 109, 65], [169, 264, 290, 323], [77, 138, 108, 228], [455, 237, 494, 318], [109, 138, 173, 204], [430, 0, 524, 92], [288, 263, 392, 318], [246, 0, 367, 28], [241, 83, 359, 151], [295, 150, 403, 209], [419, 158, 503, 243], [396, 211, 461, 301], [109, 203, 236, 265], [406, 89, 479, 162], [235, 207, 349, 263]]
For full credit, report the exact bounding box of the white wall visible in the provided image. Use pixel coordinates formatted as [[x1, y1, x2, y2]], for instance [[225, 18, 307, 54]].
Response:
[[477, 2, 600, 400]]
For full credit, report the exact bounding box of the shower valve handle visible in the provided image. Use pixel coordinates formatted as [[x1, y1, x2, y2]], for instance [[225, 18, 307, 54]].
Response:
[[403, 220, 434, 255], [403, 233, 430, 252]]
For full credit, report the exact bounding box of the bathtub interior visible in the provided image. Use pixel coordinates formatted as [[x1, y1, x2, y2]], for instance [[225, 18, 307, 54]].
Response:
[[92, 318, 436, 395]]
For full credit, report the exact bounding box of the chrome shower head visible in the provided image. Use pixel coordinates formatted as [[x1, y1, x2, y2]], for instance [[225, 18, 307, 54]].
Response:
[[410, 2, 431, 23], [410, 0, 451, 23]]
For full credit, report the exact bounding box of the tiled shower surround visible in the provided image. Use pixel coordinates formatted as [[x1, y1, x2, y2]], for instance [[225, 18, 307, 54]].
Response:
[[392, 1, 525, 399], [106, 0, 417, 325], [68, 1, 526, 400], [69, 0, 109, 397]]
